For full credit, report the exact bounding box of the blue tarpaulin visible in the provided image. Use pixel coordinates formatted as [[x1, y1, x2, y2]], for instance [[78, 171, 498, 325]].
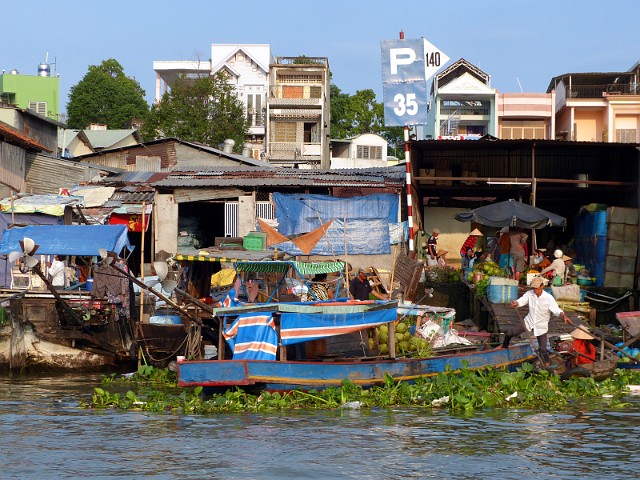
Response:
[[270, 193, 398, 255], [0, 225, 133, 256]]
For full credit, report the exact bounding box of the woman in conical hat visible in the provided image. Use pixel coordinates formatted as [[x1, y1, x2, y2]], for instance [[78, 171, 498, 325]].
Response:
[[570, 327, 596, 365]]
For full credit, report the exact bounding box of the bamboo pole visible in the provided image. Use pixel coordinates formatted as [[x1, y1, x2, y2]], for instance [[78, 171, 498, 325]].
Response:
[[139, 202, 146, 325]]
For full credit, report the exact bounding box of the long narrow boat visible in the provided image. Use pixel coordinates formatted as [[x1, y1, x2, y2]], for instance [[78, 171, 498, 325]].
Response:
[[177, 298, 536, 392], [177, 344, 535, 392]]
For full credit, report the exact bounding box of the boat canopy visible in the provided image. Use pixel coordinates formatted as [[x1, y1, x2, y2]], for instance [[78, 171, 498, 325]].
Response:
[[0, 224, 133, 256], [235, 260, 345, 275]]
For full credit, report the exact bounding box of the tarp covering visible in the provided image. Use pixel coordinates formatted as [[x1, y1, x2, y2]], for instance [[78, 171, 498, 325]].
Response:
[[223, 313, 278, 360], [0, 194, 82, 216], [279, 304, 397, 346], [0, 225, 133, 256], [455, 199, 567, 229], [270, 193, 397, 255]]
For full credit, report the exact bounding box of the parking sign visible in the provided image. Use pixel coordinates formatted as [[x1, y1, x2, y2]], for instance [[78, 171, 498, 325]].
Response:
[[381, 38, 448, 127]]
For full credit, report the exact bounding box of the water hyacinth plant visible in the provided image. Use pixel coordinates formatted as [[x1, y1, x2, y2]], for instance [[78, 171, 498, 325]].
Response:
[[81, 364, 640, 413]]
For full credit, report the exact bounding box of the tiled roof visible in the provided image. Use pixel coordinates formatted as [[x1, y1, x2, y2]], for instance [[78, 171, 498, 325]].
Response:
[[83, 129, 141, 148], [0, 119, 51, 152]]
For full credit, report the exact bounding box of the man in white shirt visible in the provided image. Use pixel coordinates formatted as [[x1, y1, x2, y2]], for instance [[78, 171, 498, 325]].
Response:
[[498, 276, 570, 367], [47, 255, 66, 289]]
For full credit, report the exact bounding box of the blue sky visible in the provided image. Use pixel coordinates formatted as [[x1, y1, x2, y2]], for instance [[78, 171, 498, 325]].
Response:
[[3, 0, 639, 114]]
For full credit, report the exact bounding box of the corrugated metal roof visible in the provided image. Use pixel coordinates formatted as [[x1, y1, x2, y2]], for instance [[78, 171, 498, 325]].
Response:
[[104, 171, 169, 184], [83, 129, 140, 148], [153, 165, 405, 188], [108, 190, 154, 204], [75, 137, 270, 168]]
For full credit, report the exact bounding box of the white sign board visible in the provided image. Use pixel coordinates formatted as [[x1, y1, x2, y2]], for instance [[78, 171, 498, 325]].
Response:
[[381, 38, 449, 127], [383, 82, 428, 127]]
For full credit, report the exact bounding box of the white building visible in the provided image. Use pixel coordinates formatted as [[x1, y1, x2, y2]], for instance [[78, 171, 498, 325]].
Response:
[[330, 133, 389, 169], [154, 44, 272, 159]]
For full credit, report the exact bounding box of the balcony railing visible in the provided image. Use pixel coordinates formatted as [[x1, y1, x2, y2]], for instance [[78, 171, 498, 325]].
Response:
[[565, 83, 639, 99], [274, 57, 328, 66], [440, 106, 490, 116], [247, 110, 265, 127]]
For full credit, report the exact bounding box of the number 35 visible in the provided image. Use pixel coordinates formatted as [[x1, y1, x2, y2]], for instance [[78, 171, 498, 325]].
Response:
[[393, 93, 418, 116]]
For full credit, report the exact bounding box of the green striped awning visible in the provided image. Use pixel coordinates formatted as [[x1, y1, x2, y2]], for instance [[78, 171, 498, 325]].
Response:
[[235, 260, 345, 275]]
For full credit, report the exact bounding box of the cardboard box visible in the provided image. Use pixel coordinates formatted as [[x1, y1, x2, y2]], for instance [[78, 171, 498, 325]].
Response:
[[435, 169, 452, 186]]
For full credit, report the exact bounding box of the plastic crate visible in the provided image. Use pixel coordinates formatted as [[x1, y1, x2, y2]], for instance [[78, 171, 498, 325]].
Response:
[[243, 231, 267, 250], [487, 277, 519, 304]]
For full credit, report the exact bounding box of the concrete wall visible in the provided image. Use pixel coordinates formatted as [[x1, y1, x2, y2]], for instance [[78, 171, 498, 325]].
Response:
[[238, 194, 256, 237], [154, 193, 179, 256], [422, 206, 493, 266]]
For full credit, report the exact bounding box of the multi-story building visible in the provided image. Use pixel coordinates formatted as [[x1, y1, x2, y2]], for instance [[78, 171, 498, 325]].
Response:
[[266, 57, 331, 169], [0, 62, 60, 121], [154, 44, 271, 159], [426, 58, 556, 141], [496, 92, 555, 140], [547, 62, 640, 142], [425, 59, 496, 140]]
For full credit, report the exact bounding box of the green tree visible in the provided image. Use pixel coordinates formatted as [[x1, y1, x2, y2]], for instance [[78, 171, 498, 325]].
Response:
[[330, 85, 405, 159], [66, 59, 149, 129], [141, 72, 248, 150]]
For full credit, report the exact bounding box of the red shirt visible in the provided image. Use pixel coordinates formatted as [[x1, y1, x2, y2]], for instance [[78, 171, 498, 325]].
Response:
[[460, 235, 478, 257], [573, 339, 596, 365]]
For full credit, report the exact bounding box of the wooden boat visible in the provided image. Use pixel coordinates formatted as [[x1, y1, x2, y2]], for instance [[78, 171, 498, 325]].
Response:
[[177, 343, 535, 392], [557, 353, 619, 381], [0, 225, 137, 371], [549, 335, 619, 381], [177, 297, 536, 392]]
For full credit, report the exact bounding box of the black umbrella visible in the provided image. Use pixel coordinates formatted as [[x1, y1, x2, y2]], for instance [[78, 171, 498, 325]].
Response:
[[454, 199, 566, 229]]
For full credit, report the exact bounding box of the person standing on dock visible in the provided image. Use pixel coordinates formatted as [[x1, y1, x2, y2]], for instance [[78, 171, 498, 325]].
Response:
[[499, 276, 571, 368], [426, 228, 440, 267]]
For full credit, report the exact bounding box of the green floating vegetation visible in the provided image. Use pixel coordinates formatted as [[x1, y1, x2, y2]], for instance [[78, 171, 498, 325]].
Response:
[[81, 363, 640, 414]]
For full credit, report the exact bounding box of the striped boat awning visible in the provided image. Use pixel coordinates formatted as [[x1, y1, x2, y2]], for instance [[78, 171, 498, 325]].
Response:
[[235, 260, 345, 275], [173, 255, 345, 275]]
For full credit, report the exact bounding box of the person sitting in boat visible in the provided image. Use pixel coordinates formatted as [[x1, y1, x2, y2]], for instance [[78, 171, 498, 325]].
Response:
[[309, 273, 334, 301], [350, 268, 388, 301], [569, 327, 596, 366]]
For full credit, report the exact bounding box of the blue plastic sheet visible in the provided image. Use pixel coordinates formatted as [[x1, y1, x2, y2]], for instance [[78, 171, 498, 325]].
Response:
[[0, 224, 133, 256], [270, 193, 398, 255]]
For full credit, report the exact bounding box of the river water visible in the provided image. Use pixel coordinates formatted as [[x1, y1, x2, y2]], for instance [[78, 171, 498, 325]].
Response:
[[1, 374, 639, 479]]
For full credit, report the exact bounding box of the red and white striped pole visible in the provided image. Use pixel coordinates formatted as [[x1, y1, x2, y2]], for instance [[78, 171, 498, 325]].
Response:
[[400, 30, 415, 256], [404, 125, 414, 256]]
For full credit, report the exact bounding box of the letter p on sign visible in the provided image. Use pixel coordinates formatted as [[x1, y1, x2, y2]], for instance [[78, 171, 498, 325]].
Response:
[[390, 48, 416, 74]]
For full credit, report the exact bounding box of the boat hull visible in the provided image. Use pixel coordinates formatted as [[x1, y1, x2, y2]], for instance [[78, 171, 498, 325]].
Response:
[[178, 344, 536, 391], [0, 292, 135, 372]]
